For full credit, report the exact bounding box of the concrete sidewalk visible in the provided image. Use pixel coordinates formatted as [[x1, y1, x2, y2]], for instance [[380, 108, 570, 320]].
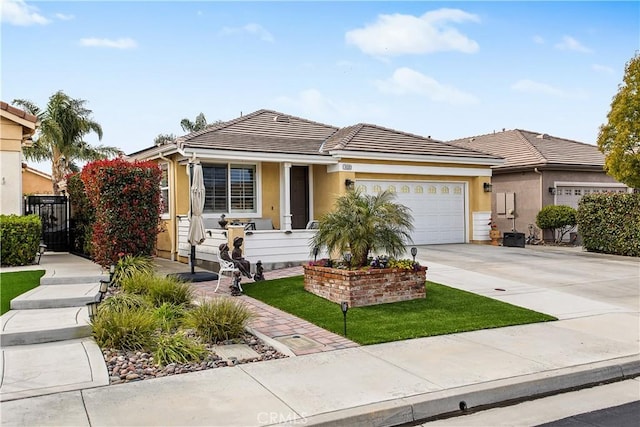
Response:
[[1, 247, 639, 426]]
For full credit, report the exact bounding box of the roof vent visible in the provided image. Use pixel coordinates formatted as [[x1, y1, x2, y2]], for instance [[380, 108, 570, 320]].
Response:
[[469, 137, 475, 143], [274, 115, 290, 123], [536, 133, 550, 139]]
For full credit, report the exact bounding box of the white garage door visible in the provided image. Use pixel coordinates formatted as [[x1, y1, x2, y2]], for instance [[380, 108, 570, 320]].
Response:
[[556, 186, 628, 210], [357, 180, 466, 245]]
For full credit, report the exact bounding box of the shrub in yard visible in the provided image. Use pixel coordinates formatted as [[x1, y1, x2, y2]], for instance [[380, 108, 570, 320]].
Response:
[[536, 205, 577, 243], [310, 189, 413, 268], [153, 302, 186, 332], [81, 158, 162, 267], [152, 332, 206, 367], [577, 192, 640, 256], [146, 275, 194, 307], [120, 270, 157, 295], [99, 293, 150, 313], [92, 306, 156, 351], [0, 215, 41, 266], [112, 255, 155, 287], [185, 298, 253, 343]]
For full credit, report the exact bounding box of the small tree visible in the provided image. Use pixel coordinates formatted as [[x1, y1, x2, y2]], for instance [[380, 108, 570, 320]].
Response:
[[597, 52, 640, 189], [536, 205, 577, 243], [310, 189, 413, 268]]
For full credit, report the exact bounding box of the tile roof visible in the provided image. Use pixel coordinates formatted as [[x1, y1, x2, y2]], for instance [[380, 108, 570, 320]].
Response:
[[179, 109, 338, 155], [0, 101, 38, 124], [322, 123, 499, 159], [447, 129, 604, 169], [144, 109, 500, 163]]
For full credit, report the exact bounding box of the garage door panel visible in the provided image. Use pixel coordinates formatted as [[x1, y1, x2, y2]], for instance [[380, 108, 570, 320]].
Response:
[[357, 180, 465, 245]]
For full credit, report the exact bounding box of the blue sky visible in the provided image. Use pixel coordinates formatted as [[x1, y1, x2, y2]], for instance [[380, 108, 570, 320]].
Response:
[[3, 1, 639, 173]]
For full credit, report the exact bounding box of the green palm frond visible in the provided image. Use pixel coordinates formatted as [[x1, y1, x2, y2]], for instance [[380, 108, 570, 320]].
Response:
[[310, 189, 414, 267]]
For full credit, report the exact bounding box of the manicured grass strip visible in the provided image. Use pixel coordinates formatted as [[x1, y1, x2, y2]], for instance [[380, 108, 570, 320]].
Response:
[[243, 276, 557, 345], [0, 270, 45, 315]]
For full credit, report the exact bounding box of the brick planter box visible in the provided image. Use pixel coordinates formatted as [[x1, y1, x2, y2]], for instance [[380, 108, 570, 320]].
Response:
[[303, 265, 427, 307]]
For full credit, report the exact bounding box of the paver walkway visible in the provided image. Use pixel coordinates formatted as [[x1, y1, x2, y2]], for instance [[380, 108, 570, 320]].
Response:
[[190, 266, 358, 355]]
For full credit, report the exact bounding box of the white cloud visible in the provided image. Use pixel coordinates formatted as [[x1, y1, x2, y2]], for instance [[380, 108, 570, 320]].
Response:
[[510, 79, 587, 100], [555, 35, 592, 53], [592, 64, 614, 74], [54, 13, 74, 21], [374, 67, 479, 105], [532, 35, 544, 44], [345, 8, 480, 57], [221, 23, 274, 42], [1, 0, 49, 25], [80, 38, 137, 49], [274, 89, 385, 123]]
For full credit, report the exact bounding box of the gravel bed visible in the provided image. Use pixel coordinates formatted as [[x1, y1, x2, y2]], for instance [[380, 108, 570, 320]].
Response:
[[103, 332, 288, 385]]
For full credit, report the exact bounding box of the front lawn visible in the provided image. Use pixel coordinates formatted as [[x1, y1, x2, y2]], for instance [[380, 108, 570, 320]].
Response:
[[242, 276, 556, 345], [0, 270, 44, 315]]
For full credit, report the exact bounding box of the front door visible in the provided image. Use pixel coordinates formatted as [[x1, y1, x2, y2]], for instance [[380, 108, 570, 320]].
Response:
[[290, 166, 309, 229]]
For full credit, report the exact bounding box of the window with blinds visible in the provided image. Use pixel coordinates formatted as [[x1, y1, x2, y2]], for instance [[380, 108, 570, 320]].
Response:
[[202, 164, 256, 214]]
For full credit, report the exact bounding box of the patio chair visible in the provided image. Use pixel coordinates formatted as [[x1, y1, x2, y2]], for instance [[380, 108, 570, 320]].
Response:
[[215, 252, 242, 293]]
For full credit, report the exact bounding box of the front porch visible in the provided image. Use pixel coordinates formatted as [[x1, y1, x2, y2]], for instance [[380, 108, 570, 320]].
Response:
[[176, 217, 321, 272]]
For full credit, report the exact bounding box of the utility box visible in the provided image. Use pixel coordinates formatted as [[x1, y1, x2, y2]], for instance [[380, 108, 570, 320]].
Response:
[[503, 232, 525, 248]]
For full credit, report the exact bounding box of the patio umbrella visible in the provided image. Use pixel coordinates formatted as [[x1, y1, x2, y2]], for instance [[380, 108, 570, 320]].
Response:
[[187, 162, 206, 250], [174, 162, 217, 282]]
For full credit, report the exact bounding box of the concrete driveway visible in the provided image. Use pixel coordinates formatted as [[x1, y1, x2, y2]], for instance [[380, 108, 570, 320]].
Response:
[[415, 244, 639, 312]]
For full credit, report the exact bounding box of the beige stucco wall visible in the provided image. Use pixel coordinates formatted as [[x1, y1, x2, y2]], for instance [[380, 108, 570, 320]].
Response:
[[261, 162, 280, 228], [22, 169, 53, 195], [1, 116, 27, 214], [312, 165, 346, 219], [492, 172, 541, 233]]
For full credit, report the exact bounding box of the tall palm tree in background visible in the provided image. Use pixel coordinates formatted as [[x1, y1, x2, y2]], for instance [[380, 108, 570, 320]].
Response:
[[13, 91, 120, 194], [310, 189, 414, 268], [180, 112, 224, 133]]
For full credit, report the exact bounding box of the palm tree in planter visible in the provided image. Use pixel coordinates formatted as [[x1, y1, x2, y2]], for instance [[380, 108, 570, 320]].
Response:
[[306, 189, 425, 307], [310, 189, 414, 268]]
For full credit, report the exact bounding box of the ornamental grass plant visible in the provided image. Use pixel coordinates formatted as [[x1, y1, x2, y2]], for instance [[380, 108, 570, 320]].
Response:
[[92, 306, 157, 351], [184, 299, 254, 343], [152, 332, 206, 367]]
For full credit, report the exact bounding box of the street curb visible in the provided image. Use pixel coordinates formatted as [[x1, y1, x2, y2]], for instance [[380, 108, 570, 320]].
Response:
[[300, 355, 640, 426]]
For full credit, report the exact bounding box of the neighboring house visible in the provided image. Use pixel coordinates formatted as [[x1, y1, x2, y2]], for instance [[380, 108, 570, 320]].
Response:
[[22, 163, 53, 195], [448, 129, 629, 240], [0, 101, 38, 215], [130, 109, 502, 269]]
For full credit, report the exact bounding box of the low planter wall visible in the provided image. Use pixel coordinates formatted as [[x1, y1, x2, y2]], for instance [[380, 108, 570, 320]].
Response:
[[303, 265, 427, 307]]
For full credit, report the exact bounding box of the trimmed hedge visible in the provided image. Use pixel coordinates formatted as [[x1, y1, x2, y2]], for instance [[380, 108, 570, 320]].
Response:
[[577, 193, 640, 256], [81, 158, 162, 267], [0, 215, 41, 266]]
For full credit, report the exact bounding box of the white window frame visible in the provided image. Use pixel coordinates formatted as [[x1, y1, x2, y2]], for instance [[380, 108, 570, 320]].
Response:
[[159, 162, 170, 219], [201, 162, 261, 217]]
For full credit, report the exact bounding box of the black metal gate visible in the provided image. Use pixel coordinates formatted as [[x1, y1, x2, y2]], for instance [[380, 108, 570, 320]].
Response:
[[24, 195, 70, 252]]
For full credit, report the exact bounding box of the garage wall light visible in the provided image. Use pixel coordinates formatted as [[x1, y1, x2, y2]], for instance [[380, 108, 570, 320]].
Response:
[[345, 179, 355, 190], [549, 187, 556, 195], [483, 182, 493, 192]]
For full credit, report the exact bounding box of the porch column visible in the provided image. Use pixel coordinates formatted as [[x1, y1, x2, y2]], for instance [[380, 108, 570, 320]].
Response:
[[282, 162, 292, 231]]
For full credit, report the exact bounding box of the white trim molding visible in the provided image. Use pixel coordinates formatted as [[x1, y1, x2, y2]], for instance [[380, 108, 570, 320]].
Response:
[[327, 162, 493, 177], [328, 150, 503, 166], [553, 181, 629, 188]]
